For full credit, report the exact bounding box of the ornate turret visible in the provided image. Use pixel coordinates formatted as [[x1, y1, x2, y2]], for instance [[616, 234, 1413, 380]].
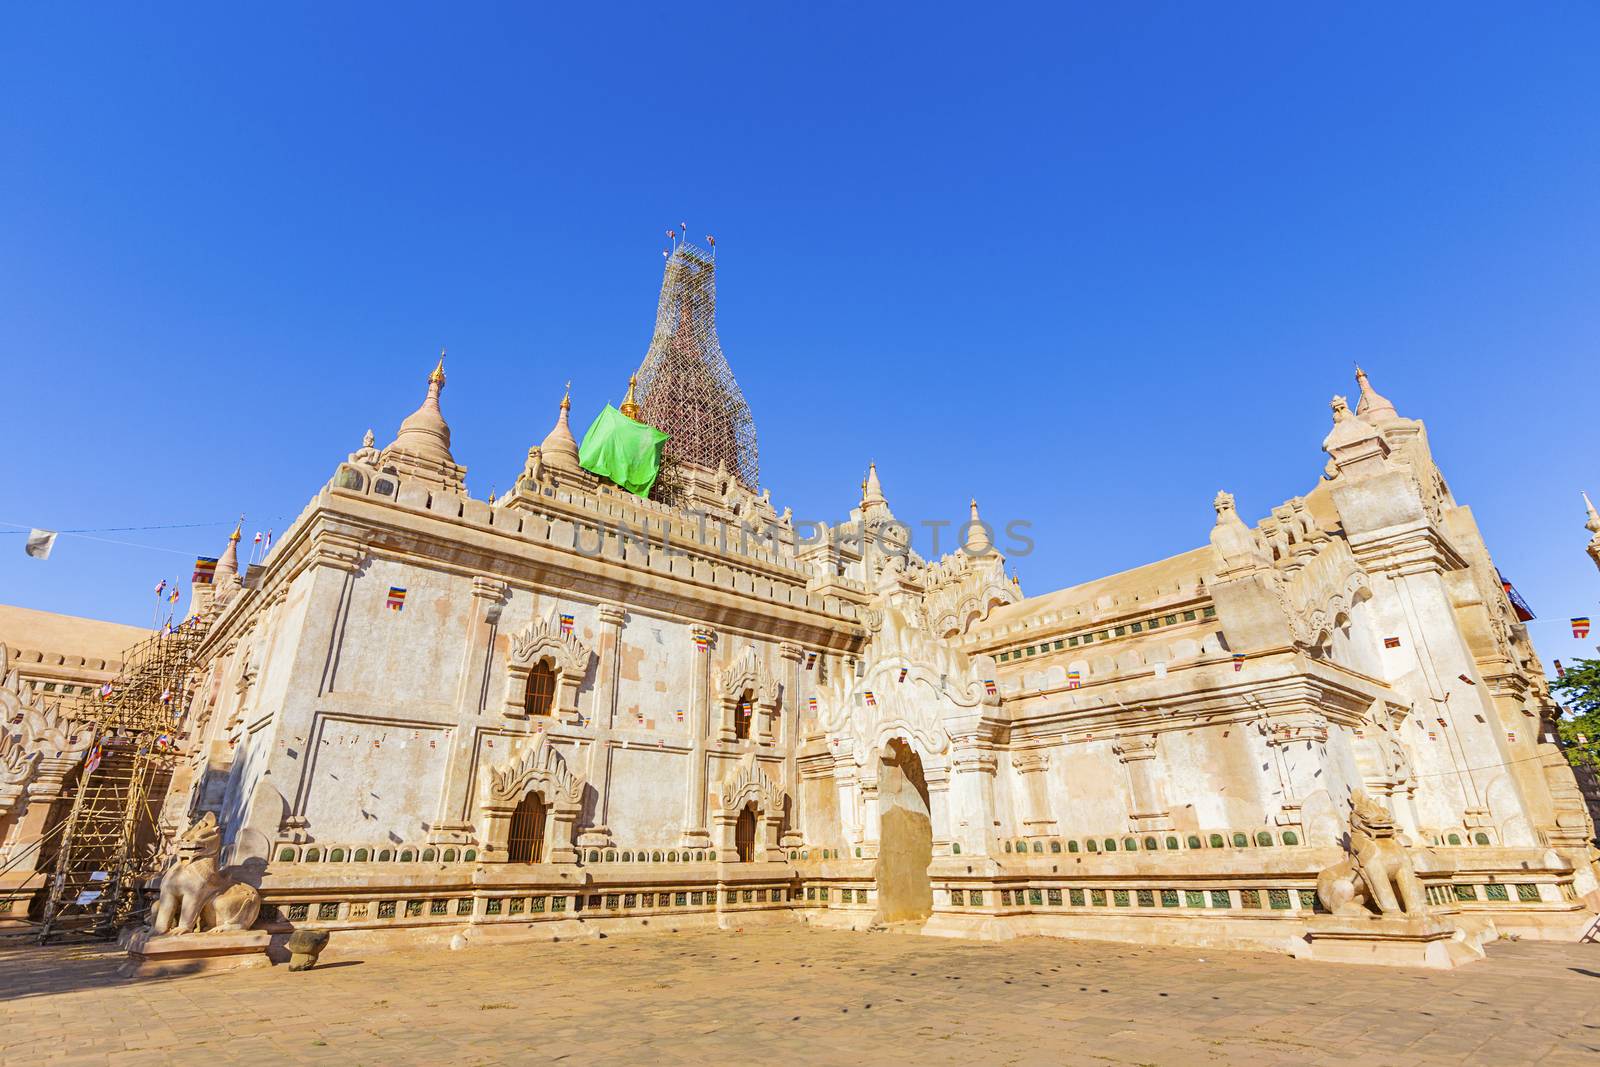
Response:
[[1322, 394, 1392, 481], [619, 375, 642, 421], [215, 521, 242, 585], [380, 351, 467, 492], [964, 499, 993, 556], [861, 462, 888, 516], [539, 385, 582, 474], [1354, 365, 1400, 424], [1585, 491, 1600, 574]]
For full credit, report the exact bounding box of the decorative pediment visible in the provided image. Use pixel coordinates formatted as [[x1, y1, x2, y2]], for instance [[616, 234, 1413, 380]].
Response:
[[0, 644, 92, 761], [487, 735, 584, 809], [717, 647, 780, 707], [718, 751, 783, 813], [510, 617, 593, 676]]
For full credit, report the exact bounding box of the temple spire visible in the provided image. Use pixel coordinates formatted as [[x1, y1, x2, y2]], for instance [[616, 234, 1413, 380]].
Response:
[[539, 383, 581, 473], [1585, 491, 1600, 574], [378, 351, 467, 491], [215, 519, 242, 583], [619, 374, 641, 421], [861, 462, 888, 514], [1354, 364, 1399, 423], [964, 498, 993, 556]]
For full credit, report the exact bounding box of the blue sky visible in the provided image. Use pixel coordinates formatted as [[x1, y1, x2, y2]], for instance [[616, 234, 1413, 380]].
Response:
[[2, 4, 1598, 666]]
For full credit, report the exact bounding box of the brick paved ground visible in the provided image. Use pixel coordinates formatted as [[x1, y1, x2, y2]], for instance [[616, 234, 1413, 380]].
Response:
[[3, 926, 1599, 1066]]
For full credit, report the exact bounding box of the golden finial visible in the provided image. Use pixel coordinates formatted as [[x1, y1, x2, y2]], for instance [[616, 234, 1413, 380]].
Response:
[[229, 516, 243, 543], [561, 380, 572, 411], [619, 374, 641, 420], [430, 347, 447, 384]]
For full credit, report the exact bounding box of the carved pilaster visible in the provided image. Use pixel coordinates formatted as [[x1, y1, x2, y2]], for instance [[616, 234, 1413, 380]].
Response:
[[1113, 733, 1172, 831]]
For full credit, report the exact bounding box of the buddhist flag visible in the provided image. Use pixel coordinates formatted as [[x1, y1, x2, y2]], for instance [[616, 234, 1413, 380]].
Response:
[[808, 697, 818, 713], [84, 744, 103, 776], [864, 690, 877, 707], [1383, 636, 1401, 649], [386, 587, 407, 611], [24, 529, 57, 560], [154, 579, 167, 597], [1573, 617, 1591, 639], [805, 651, 818, 670], [675, 709, 685, 722], [560, 613, 574, 636], [1066, 670, 1081, 689], [1232, 653, 1245, 672], [693, 632, 710, 652], [193, 557, 218, 584], [897, 667, 908, 683], [168, 583, 181, 603], [983, 679, 998, 696]]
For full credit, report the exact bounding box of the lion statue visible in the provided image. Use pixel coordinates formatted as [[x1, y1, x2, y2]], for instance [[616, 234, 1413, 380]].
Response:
[[1316, 791, 1429, 917], [148, 812, 261, 935]]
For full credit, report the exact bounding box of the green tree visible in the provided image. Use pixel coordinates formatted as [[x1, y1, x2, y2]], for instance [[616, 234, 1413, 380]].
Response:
[[1550, 657, 1600, 771]]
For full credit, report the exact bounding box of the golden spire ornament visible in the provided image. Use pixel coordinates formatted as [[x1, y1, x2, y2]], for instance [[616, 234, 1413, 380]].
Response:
[[619, 374, 641, 420]]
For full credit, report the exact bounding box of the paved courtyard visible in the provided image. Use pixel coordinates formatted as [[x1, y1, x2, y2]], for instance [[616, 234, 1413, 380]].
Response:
[[3, 926, 1599, 1066]]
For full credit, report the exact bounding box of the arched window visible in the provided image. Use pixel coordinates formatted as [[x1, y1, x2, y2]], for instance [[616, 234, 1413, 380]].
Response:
[[735, 689, 753, 740], [508, 792, 548, 863], [735, 807, 757, 862], [525, 662, 557, 716]]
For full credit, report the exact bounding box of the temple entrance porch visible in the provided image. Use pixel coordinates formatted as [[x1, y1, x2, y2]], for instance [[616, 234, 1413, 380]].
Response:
[[873, 737, 934, 923]]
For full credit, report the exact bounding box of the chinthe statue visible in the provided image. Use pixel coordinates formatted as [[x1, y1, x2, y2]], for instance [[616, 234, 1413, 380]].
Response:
[[148, 812, 262, 935]]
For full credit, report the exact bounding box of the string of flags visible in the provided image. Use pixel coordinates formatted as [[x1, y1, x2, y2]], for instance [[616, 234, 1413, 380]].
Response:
[[386, 587, 407, 611]]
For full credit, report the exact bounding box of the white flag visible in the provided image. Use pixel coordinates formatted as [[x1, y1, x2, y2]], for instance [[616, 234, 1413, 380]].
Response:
[[25, 529, 57, 560]]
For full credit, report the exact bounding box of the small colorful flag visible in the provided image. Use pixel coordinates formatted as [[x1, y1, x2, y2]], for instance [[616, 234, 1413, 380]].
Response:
[[155, 734, 172, 749], [984, 679, 998, 696], [192, 558, 217, 584], [675, 709, 685, 722], [808, 697, 818, 713], [84, 744, 103, 775], [154, 579, 167, 597], [386, 587, 407, 610], [160, 688, 172, 705], [560, 613, 574, 636], [1573, 617, 1591, 639], [1066, 670, 1080, 689], [693, 632, 711, 652], [805, 651, 818, 670], [253, 531, 263, 545], [1232, 653, 1245, 672], [264, 530, 273, 550], [1436, 717, 1447, 728], [168, 583, 181, 603], [99, 682, 112, 698], [1555, 659, 1565, 678], [1457, 673, 1476, 686], [1383, 636, 1401, 649], [1428, 731, 1437, 741], [1507, 731, 1516, 743], [897, 667, 908, 683], [864, 690, 877, 707]]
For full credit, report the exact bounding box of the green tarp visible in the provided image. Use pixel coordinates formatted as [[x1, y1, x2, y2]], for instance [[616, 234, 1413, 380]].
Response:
[[577, 404, 670, 498]]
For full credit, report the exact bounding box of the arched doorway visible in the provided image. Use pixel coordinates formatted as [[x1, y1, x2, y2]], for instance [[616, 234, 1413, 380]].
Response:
[[507, 792, 548, 863], [874, 737, 933, 922], [734, 805, 757, 862]]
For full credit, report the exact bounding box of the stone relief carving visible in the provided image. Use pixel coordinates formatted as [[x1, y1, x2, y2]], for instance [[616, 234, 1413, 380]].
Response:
[[718, 750, 783, 814], [148, 812, 262, 935], [503, 616, 594, 720], [1315, 792, 1429, 918]]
